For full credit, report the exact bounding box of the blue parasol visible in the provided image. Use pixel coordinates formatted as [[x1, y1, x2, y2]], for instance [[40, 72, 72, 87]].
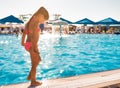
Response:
[[0, 15, 24, 24], [75, 18, 95, 24], [96, 17, 120, 25], [60, 18, 73, 24]]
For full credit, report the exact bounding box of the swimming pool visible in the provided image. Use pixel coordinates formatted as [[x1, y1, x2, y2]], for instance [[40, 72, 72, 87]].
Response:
[[0, 34, 120, 85]]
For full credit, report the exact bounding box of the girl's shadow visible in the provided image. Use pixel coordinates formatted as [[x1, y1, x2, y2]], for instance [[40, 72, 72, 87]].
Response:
[[28, 85, 36, 88]]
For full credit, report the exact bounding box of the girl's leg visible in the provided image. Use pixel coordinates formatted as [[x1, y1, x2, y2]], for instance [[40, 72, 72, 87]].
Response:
[[28, 49, 42, 86], [31, 52, 42, 86], [27, 51, 40, 80]]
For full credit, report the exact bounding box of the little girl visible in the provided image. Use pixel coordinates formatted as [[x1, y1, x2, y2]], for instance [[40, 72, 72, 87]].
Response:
[[21, 7, 49, 86]]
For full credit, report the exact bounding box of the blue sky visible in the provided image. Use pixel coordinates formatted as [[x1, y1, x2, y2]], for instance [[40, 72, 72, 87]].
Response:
[[0, 0, 120, 22]]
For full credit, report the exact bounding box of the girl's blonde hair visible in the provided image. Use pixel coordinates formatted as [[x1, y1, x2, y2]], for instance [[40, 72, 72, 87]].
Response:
[[34, 7, 49, 20]]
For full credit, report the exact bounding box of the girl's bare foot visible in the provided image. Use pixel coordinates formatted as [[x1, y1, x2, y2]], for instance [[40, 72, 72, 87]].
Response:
[[31, 81, 42, 86]]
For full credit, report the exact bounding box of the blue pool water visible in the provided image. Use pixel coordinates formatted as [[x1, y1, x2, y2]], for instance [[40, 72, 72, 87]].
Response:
[[0, 34, 120, 85]]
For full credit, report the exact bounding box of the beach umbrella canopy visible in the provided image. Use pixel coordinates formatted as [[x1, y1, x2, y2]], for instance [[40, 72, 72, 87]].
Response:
[[0, 20, 2, 24], [60, 18, 73, 24], [96, 17, 120, 25], [75, 18, 95, 24], [0, 15, 24, 24], [52, 19, 68, 25]]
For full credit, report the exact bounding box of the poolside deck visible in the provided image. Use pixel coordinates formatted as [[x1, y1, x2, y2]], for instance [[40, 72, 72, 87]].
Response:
[[1, 69, 120, 88]]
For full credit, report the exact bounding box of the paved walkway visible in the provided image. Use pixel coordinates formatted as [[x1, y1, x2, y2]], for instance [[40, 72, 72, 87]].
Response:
[[1, 69, 120, 88]]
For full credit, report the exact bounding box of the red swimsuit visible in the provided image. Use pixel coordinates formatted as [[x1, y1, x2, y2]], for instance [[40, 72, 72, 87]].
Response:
[[24, 28, 40, 51]]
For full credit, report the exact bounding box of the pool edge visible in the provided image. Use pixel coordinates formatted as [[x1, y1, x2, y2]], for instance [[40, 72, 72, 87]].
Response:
[[1, 68, 120, 88]]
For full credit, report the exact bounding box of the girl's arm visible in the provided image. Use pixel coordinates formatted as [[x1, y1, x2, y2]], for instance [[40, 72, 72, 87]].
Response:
[[21, 29, 27, 46]]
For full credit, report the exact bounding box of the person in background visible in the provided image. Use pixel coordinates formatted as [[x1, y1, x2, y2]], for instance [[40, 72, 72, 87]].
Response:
[[39, 23, 44, 34]]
